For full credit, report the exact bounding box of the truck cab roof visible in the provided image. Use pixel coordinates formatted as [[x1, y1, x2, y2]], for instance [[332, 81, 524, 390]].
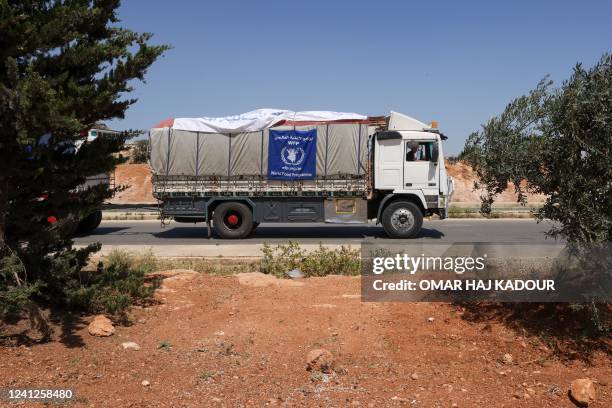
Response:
[[387, 111, 430, 131]]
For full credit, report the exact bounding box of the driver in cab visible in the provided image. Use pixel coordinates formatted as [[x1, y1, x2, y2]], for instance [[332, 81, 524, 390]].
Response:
[[406, 142, 423, 161]]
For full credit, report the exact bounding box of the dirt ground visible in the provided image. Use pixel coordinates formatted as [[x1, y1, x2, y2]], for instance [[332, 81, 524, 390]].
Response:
[[110, 164, 154, 204], [446, 162, 546, 203], [1, 271, 609, 407], [110, 162, 546, 205]]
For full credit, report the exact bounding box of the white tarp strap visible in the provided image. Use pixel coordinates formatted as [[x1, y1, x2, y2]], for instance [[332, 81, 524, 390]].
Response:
[[171, 108, 367, 133]]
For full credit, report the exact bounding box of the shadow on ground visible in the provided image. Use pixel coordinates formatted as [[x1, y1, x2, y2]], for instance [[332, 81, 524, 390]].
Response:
[[0, 310, 88, 348], [74, 226, 130, 237], [153, 225, 445, 240], [458, 302, 611, 362]]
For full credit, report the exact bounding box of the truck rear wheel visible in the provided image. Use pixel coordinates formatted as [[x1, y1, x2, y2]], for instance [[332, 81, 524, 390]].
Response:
[[77, 210, 102, 234], [381, 201, 423, 238], [212, 202, 253, 239]]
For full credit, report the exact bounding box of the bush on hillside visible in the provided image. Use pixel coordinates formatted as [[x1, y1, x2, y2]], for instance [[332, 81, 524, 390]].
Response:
[[131, 139, 150, 164]]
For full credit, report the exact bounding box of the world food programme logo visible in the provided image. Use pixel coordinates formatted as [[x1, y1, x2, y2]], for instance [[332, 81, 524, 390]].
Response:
[[281, 146, 305, 166]]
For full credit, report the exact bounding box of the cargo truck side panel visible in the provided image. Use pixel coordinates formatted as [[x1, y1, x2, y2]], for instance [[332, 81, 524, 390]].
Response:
[[150, 123, 369, 196]]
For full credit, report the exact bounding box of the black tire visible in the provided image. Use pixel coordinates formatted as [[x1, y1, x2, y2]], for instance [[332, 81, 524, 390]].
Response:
[[212, 202, 253, 239], [77, 210, 103, 234], [381, 201, 423, 238]]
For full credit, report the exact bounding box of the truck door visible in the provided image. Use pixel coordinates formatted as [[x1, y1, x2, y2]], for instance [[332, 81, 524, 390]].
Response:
[[403, 140, 438, 190], [375, 138, 404, 190]]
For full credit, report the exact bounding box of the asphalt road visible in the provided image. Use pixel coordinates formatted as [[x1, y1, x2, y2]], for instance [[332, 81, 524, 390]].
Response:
[[74, 219, 559, 246]]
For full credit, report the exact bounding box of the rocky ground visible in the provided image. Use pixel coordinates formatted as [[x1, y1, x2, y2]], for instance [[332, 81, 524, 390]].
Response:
[[1, 271, 609, 407]]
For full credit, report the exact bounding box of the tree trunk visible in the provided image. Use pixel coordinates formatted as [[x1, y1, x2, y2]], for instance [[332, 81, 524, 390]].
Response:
[[0, 176, 8, 253]]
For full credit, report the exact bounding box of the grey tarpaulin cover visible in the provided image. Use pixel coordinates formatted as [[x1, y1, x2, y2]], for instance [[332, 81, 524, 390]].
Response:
[[150, 123, 368, 178]]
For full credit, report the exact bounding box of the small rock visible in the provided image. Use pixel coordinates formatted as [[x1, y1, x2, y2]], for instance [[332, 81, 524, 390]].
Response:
[[451, 403, 458, 408], [427, 317, 435, 323], [526, 387, 536, 396], [512, 390, 522, 399], [121, 342, 140, 351], [570, 378, 596, 407], [411, 373, 419, 380], [88, 315, 115, 337], [286, 268, 304, 279], [141, 380, 150, 387], [306, 349, 335, 373], [502, 353, 513, 364], [548, 384, 562, 396]]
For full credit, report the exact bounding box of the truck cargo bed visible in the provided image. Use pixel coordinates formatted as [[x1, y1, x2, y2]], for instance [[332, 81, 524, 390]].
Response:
[[152, 174, 368, 198], [149, 122, 371, 198]]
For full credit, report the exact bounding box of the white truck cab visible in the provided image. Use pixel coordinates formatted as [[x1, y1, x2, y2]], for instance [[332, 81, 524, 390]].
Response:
[[373, 112, 454, 237]]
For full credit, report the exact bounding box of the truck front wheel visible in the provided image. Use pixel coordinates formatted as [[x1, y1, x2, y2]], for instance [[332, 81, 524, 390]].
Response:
[[212, 202, 253, 239], [381, 201, 423, 238], [77, 210, 103, 234]]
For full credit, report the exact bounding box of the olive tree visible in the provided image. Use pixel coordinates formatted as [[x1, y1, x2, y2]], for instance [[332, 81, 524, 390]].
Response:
[[462, 54, 611, 333], [463, 54, 611, 244]]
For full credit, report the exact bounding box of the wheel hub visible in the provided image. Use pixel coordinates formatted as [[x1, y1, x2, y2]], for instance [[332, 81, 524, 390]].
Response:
[[390, 208, 414, 231], [226, 214, 239, 226]]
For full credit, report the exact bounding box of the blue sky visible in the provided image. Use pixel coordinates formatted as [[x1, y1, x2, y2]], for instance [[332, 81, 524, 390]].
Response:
[[112, 0, 612, 154]]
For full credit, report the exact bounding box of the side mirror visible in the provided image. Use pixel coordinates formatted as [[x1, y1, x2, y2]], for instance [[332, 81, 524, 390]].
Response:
[[431, 143, 439, 164]]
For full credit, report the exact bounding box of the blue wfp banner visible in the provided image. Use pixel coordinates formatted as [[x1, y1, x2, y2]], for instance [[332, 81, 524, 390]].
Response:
[[268, 129, 317, 180]]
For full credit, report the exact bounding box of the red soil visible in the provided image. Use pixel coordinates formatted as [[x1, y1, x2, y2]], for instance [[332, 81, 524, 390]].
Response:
[[0, 272, 609, 407]]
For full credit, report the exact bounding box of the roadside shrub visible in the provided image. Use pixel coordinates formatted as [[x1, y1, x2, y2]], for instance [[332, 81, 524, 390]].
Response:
[[72, 249, 160, 315], [6, 249, 158, 319], [260, 242, 360, 278]]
